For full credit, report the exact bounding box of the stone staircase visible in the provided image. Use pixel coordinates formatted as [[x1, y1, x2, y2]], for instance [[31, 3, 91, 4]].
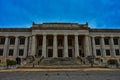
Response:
[[40, 57, 80, 65]]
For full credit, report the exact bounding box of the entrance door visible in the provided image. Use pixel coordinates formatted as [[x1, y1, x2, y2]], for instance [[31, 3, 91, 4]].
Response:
[[79, 49, 84, 57], [68, 49, 73, 57], [58, 49, 63, 57]]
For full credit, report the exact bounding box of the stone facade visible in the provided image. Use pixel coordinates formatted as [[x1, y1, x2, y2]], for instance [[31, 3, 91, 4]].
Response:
[[0, 22, 120, 64]]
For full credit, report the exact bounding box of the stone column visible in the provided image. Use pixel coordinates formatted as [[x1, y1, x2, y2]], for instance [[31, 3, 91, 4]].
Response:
[[28, 36, 32, 56], [53, 34, 57, 57], [75, 34, 79, 57], [14, 36, 19, 58], [101, 36, 106, 57], [42, 34, 47, 57], [3, 36, 9, 61], [84, 35, 91, 57], [64, 35, 68, 57], [110, 36, 115, 57], [31, 35, 36, 56], [92, 36, 96, 56], [24, 36, 28, 57]]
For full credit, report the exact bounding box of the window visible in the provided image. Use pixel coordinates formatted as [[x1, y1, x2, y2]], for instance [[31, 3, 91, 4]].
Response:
[[104, 38, 109, 45], [19, 37, 25, 45], [58, 39, 63, 46], [113, 38, 118, 45], [106, 49, 110, 56], [0, 37, 5, 44], [95, 38, 100, 45], [47, 38, 53, 46], [9, 49, 13, 56], [19, 49, 24, 56], [48, 49, 53, 57], [96, 49, 101, 56], [10, 37, 15, 45], [68, 38, 73, 46], [68, 49, 72, 57], [115, 49, 120, 56], [0, 49, 3, 56]]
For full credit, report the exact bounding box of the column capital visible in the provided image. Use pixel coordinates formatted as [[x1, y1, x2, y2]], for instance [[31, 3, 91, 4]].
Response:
[[24, 36, 29, 38], [64, 34, 68, 36], [15, 36, 19, 38], [110, 35, 113, 38], [101, 35, 105, 38], [42, 34, 47, 36], [85, 34, 89, 37], [53, 33, 57, 36], [5, 36, 9, 38], [91, 36, 95, 38], [74, 33, 78, 36]]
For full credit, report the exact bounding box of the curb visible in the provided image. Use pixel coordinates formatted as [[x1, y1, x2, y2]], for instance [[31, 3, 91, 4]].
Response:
[[0, 68, 120, 72]]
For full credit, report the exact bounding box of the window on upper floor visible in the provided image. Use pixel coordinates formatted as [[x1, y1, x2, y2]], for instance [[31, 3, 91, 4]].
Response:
[[0, 49, 3, 56], [106, 49, 110, 56], [19, 37, 25, 45], [10, 37, 15, 45], [104, 38, 109, 45], [58, 39, 63, 46], [115, 49, 120, 56], [68, 38, 73, 46], [96, 49, 101, 56], [0, 37, 5, 45], [113, 38, 118, 45], [9, 49, 13, 56], [95, 38, 100, 45], [47, 38, 53, 46], [78, 39, 82, 46]]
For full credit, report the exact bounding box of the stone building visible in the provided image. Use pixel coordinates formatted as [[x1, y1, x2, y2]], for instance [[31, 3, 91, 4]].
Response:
[[0, 22, 120, 64]]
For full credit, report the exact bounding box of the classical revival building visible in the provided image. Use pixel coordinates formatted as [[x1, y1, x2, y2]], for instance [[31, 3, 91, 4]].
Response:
[[0, 22, 120, 64]]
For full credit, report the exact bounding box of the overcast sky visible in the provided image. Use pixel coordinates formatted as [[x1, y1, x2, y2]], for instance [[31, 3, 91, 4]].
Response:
[[0, 0, 120, 28]]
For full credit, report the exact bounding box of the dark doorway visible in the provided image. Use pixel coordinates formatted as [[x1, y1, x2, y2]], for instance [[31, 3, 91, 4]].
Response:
[[68, 49, 73, 57], [48, 49, 53, 57], [79, 50, 84, 57], [58, 49, 63, 57]]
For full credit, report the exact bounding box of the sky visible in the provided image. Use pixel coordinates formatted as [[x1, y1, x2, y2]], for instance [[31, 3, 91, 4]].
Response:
[[0, 0, 120, 28]]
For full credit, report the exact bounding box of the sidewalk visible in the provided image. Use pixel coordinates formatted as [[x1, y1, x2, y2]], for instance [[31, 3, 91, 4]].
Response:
[[0, 68, 120, 72]]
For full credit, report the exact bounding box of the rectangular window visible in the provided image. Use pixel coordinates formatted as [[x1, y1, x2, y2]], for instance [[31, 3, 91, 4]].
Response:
[[19, 37, 25, 45], [9, 49, 13, 56], [95, 38, 100, 45], [0, 49, 3, 56], [104, 38, 109, 45], [115, 49, 120, 56], [58, 39, 63, 46], [19, 49, 24, 56], [113, 38, 118, 45], [68, 38, 73, 46], [47, 38, 53, 46], [106, 49, 110, 56], [96, 49, 101, 56], [10, 37, 15, 45], [0, 37, 5, 44]]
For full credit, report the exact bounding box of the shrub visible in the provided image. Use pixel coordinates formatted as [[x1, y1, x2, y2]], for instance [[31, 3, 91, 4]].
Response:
[[7, 59, 17, 66], [107, 59, 118, 65]]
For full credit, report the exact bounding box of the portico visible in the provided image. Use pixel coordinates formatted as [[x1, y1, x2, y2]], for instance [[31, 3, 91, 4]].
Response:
[[32, 34, 90, 58]]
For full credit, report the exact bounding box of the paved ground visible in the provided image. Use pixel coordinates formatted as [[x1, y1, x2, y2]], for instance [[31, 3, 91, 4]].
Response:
[[0, 71, 120, 80]]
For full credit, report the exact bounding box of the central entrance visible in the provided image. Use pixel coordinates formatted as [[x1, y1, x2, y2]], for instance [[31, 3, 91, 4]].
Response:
[[58, 49, 63, 57]]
